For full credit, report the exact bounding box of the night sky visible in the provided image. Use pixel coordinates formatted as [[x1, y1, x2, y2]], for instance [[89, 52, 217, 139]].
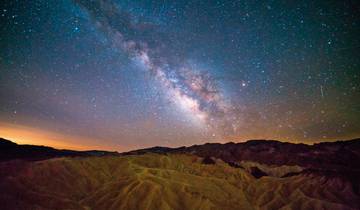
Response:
[[1, 0, 359, 151]]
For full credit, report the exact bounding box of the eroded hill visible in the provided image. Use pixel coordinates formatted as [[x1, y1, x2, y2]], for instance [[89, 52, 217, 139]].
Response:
[[1, 154, 359, 210]]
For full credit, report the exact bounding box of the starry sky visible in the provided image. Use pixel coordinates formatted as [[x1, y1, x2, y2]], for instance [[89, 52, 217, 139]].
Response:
[[0, 0, 359, 151]]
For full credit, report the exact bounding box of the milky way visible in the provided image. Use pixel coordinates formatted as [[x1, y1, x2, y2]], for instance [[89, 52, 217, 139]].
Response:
[[0, 0, 359, 151], [75, 0, 234, 134]]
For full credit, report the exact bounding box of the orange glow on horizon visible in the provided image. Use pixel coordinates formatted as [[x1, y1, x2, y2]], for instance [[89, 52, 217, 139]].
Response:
[[0, 122, 120, 151]]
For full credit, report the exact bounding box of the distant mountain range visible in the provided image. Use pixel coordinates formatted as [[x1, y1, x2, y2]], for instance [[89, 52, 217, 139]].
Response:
[[2, 137, 360, 170], [0, 138, 119, 162], [125, 139, 360, 169]]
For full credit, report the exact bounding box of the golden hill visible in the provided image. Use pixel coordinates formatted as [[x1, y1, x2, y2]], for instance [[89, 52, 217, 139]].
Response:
[[0, 154, 359, 210]]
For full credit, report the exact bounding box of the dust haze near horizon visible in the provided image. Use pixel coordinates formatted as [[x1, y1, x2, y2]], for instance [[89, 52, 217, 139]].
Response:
[[1, 0, 359, 150]]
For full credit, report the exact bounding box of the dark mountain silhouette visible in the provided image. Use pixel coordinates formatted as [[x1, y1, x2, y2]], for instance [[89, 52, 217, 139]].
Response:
[[2, 137, 360, 172], [125, 139, 360, 170], [0, 138, 119, 162]]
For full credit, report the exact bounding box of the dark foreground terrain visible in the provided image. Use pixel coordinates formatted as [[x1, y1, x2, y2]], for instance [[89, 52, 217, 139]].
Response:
[[0, 138, 359, 210]]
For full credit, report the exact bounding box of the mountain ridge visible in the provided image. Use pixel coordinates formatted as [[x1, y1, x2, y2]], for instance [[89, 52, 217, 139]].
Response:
[[0, 138, 120, 162], [124, 138, 360, 169], [2, 137, 360, 169]]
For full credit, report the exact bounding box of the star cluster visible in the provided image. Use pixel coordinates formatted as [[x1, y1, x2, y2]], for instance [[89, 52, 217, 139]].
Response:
[[0, 0, 359, 151]]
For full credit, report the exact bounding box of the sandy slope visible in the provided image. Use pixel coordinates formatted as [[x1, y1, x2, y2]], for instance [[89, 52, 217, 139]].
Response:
[[0, 154, 359, 210]]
